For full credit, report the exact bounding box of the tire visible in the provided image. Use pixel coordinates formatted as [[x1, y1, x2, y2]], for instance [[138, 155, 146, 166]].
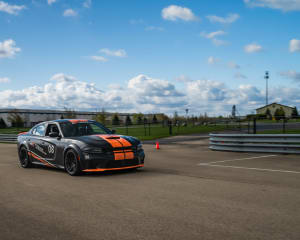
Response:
[[19, 146, 32, 168], [64, 149, 81, 176]]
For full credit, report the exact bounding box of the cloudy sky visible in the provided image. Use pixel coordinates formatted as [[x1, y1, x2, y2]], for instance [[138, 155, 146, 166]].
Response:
[[0, 0, 300, 116]]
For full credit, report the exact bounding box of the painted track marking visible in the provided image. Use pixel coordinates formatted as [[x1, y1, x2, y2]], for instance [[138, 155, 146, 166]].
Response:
[[198, 155, 277, 166], [198, 164, 300, 174]]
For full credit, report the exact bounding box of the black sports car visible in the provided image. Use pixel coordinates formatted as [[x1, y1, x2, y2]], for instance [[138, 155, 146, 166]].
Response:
[[17, 119, 145, 176]]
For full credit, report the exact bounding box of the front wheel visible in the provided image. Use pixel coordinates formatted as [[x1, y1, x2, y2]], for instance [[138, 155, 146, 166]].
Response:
[[19, 146, 32, 168], [65, 149, 81, 176]]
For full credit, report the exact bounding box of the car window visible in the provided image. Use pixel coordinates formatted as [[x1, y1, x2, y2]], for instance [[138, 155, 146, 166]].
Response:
[[45, 124, 60, 136], [32, 124, 46, 136], [60, 121, 110, 137]]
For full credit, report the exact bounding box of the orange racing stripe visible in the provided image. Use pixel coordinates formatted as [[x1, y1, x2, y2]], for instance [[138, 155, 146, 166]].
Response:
[[30, 152, 54, 167], [97, 135, 134, 160], [82, 164, 144, 172], [69, 119, 88, 124]]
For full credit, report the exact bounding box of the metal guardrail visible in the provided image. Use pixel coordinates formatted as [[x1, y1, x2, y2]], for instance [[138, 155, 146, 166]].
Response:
[[210, 133, 300, 154], [0, 134, 18, 143]]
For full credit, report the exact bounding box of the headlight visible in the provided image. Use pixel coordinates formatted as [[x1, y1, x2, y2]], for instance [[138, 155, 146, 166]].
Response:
[[83, 148, 104, 154], [137, 144, 143, 151]]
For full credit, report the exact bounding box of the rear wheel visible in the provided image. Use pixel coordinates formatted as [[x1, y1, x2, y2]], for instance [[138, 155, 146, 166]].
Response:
[[65, 149, 81, 176], [19, 146, 32, 168]]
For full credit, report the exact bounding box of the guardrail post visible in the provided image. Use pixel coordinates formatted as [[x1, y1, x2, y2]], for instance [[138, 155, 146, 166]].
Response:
[[168, 121, 172, 135], [247, 120, 250, 134], [283, 119, 286, 134], [253, 118, 257, 134], [144, 123, 147, 136]]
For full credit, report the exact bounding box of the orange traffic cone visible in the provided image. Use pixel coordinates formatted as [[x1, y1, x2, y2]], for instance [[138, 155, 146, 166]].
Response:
[[156, 141, 160, 150]]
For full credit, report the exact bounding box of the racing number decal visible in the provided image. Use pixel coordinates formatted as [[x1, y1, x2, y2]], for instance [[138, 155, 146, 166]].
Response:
[[48, 144, 55, 154]]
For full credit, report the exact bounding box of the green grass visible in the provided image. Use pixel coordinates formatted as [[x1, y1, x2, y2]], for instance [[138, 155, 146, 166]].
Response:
[[0, 125, 231, 140], [0, 127, 30, 134], [113, 124, 228, 140], [258, 129, 300, 134]]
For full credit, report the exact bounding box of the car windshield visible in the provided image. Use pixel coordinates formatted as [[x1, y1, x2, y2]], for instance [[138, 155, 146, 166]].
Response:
[[59, 121, 111, 137]]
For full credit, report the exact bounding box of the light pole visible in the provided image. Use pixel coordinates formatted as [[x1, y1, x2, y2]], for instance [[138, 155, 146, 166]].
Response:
[[265, 71, 269, 105], [185, 108, 189, 119]]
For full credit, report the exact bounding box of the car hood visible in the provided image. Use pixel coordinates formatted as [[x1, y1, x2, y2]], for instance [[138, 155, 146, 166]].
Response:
[[67, 134, 140, 149]]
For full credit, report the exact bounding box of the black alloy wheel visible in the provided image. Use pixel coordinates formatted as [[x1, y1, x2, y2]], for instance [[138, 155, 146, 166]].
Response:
[[19, 146, 32, 168], [65, 149, 81, 176]]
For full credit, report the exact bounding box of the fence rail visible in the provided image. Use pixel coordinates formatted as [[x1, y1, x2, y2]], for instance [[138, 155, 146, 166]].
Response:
[[0, 134, 17, 143], [210, 133, 300, 154]]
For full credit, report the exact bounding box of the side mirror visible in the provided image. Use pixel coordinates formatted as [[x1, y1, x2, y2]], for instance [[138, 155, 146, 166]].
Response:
[[111, 129, 116, 134], [49, 132, 59, 138]]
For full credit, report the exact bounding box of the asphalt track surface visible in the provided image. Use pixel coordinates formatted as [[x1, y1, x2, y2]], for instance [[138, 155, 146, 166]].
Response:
[[1, 137, 300, 240]]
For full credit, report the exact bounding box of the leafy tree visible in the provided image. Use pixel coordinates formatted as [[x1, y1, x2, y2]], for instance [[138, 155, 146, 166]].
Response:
[[265, 108, 272, 120], [93, 109, 106, 124], [0, 118, 7, 128], [63, 107, 77, 119], [143, 117, 148, 124], [137, 115, 143, 125], [8, 111, 24, 128], [133, 113, 144, 124], [112, 113, 120, 125], [274, 107, 285, 120], [152, 114, 158, 124], [125, 115, 132, 125], [292, 107, 299, 118], [173, 111, 178, 121]]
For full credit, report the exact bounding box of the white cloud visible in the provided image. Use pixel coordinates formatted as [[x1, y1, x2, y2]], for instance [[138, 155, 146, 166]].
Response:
[[145, 26, 164, 31], [175, 75, 192, 83], [0, 77, 10, 83], [208, 56, 220, 65], [0, 1, 25, 15], [1, 73, 300, 115], [90, 56, 108, 62], [0, 39, 21, 58], [228, 61, 241, 69], [201, 30, 225, 39], [289, 39, 300, 52], [280, 70, 300, 82], [244, 0, 300, 11], [244, 43, 263, 53], [100, 48, 127, 58], [63, 9, 77, 17], [47, 0, 57, 5], [206, 13, 240, 24], [83, 0, 92, 8], [201, 31, 227, 46], [162, 5, 198, 22], [234, 72, 247, 79]]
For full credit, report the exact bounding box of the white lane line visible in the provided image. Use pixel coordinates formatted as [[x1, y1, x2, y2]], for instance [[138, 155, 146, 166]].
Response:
[[198, 164, 300, 174], [198, 155, 277, 166]]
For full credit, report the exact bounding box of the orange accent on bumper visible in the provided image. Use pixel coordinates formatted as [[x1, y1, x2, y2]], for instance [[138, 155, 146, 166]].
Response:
[[82, 164, 144, 172], [124, 151, 134, 159], [113, 152, 125, 160]]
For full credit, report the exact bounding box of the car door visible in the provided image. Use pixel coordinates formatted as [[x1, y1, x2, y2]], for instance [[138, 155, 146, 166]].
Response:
[[42, 123, 63, 167], [28, 123, 47, 163]]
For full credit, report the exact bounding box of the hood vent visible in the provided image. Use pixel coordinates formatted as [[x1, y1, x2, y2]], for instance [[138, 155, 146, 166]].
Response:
[[106, 136, 121, 140]]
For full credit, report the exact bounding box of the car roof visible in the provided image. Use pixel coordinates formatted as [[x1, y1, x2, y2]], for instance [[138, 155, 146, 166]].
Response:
[[53, 119, 93, 123], [35, 119, 94, 125]]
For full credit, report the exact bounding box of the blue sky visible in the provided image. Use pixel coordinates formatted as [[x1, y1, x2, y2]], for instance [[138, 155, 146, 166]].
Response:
[[0, 0, 300, 115]]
